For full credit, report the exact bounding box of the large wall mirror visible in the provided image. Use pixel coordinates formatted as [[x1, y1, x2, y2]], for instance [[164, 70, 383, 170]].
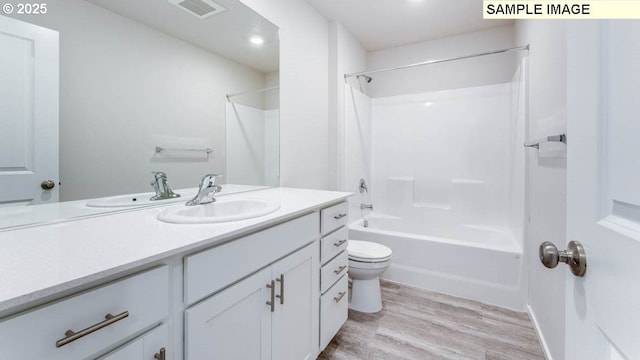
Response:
[[0, 0, 279, 229]]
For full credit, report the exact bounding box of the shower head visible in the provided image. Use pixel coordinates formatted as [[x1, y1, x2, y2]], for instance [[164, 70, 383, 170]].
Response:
[[357, 74, 372, 83]]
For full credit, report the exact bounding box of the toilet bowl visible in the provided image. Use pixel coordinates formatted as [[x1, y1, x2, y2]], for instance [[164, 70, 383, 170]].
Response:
[[347, 240, 392, 313]]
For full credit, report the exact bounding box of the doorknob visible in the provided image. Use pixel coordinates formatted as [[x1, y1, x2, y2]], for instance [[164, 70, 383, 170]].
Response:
[[539, 241, 587, 277], [41, 180, 55, 190]]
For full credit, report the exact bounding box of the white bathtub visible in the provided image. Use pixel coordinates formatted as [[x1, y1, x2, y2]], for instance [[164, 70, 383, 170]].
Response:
[[348, 214, 526, 310]]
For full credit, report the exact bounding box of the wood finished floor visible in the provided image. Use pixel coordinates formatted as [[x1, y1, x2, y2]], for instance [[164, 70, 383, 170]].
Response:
[[318, 280, 545, 360]]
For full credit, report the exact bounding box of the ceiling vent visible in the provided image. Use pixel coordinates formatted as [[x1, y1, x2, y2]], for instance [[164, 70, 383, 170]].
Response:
[[168, 0, 226, 19]]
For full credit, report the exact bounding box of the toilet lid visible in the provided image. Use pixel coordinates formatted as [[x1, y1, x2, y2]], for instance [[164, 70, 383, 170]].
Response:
[[348, 240, 392, 261]]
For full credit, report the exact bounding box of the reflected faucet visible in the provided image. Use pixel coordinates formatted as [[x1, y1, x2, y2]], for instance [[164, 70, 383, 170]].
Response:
[[150, 172, 180, 201], [185, 174, 223, 206]]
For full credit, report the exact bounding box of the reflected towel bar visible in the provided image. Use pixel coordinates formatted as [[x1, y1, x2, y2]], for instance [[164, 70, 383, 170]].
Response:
[[524, 134, 566, 149], [155, 146, 212, 154]]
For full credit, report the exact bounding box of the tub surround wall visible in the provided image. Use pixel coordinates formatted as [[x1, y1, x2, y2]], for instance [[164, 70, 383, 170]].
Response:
[[370, 83, 521, 238], [515, 20, 567, 360]]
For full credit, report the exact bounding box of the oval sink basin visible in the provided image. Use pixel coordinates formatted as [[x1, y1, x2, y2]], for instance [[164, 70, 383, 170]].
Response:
[[86, 193, 181, 208], [157, 198, 280, 224]]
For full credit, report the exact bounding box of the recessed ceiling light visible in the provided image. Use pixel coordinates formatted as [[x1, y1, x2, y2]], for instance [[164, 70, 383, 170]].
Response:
[[250, 36, 264, 45]]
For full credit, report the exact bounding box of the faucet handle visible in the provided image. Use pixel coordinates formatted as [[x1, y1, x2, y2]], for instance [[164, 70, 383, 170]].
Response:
[[199, 174, 222, 187], [151, 171, 167, 185]]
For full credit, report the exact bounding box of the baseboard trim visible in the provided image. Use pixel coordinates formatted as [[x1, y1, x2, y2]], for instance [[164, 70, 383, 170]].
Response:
[[527, 304, 554, 360]]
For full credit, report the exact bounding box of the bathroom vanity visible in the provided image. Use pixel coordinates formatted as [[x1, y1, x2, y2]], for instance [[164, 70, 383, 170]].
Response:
[[0, 187, 351, 360]]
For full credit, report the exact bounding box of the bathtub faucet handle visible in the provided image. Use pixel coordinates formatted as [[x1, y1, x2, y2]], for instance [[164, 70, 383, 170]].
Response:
[[360, 203, 373, 211], [359, 178, 368, 193]]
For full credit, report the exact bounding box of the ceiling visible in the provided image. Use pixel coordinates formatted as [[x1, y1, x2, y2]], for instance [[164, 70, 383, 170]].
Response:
[[305, 0, 513, 51], [86, 0, 279, 73]]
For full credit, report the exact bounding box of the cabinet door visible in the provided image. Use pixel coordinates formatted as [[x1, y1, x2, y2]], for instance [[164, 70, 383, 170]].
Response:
[[100, 324, 169, 360], [185, 268, 272, 360], [271, 242, 320, 360]]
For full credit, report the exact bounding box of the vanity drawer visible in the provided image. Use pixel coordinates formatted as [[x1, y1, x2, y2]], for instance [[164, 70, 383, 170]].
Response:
[[320, 275, 348, 350], [184, 212, 319, 305], [321, 227, 348, 265], [320, 202, 348, 235], [321, 250, 348, 294], [0, 266, 169, 360]]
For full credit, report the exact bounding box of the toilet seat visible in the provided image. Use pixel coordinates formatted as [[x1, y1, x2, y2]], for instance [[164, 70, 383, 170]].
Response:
[[348, 240, 392, 263]]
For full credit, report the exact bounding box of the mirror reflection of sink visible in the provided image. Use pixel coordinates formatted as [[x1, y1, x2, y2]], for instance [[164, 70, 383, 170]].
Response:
[[157, 198, 280, 224], [86, 191, 190, 208]]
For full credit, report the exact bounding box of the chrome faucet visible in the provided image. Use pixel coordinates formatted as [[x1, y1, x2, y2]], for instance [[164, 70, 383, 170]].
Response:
[[185, 174, 223, 206], [360, 203, 373, 211], [150, 171, 180, 201]]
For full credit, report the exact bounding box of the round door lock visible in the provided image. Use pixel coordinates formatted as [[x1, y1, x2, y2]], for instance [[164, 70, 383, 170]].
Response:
[[539, 240, 587, 277], [41, 180, 56, 190]]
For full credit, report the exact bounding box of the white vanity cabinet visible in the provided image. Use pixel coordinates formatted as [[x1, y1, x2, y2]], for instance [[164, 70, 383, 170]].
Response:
[[183, 212, 320, 360], [319, 203, 349, 351], [0, 266, 170, 360], [0, 190, 353, 360], [185, 242, 318, 360]]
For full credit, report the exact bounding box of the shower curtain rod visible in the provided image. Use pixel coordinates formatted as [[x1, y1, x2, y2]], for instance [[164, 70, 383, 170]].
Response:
[[226, 86, 279, 101], [344, 45, 529, 80]]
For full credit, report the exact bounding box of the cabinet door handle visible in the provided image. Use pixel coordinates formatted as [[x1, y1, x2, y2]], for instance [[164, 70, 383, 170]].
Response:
[[334, 291, 347, 303], [333, 239, 347, 247], [334, 265, 347, 275], [55, 311, 129, 348], [266, 280, 275, 312], [333, 213, 347, 220], [154, 347, 166, 360], [275, 274, 285, 305]]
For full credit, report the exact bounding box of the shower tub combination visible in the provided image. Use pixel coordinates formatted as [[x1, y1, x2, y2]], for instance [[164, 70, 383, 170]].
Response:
[[343, 59, 528, 310]]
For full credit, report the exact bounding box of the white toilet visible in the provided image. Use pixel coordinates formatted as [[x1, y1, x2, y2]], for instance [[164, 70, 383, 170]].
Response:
[[347, 240, 392, 313]]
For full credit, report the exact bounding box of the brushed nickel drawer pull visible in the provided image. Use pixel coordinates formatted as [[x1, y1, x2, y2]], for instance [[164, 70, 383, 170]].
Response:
[[334, 265, 347, 275], [154, 347, 166, 360], [266, 280, 275, 312], [333, 239, 347, 247], [55, 311, 129, 348], [275, 274, 285, 305], [333, 213, 347, 220], [334, 291, 347, 303]]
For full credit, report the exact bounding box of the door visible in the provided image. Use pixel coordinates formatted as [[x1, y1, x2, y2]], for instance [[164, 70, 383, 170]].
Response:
[[271, 242, 319, 360], [566, 21, 640, 359], [0, 15, 58, 205], [185, 267, 272, 360]]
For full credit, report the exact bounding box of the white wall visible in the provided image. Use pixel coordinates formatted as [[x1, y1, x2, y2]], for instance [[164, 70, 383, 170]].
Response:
[[367, 25, 516, 97], [7, 0, 265, 201], [515, 20, 567, 360], [240, 0, 330, 190]]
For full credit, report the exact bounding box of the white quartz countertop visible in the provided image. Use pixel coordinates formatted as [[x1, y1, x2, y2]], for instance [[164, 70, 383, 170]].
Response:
[[0, 187, 351, 314]]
